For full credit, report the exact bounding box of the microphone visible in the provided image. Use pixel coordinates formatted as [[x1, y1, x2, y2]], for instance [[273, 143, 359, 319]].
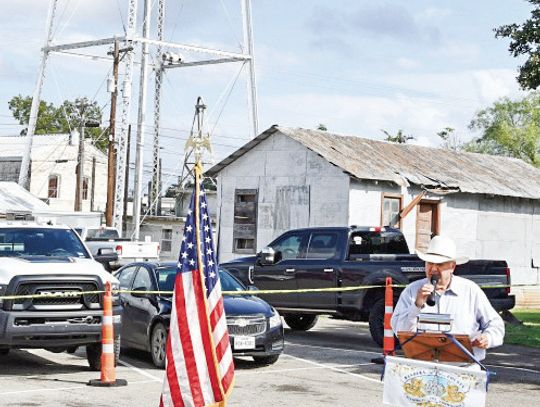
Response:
[[426, 276, 438, 307]]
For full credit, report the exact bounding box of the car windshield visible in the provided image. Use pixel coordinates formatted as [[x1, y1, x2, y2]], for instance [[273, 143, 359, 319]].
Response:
[[156, 267, 245, 293], [0, 227, 90, 258]]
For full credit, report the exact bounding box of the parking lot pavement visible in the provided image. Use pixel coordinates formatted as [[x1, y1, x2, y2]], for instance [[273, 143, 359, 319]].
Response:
[[1, 318, 539, 406]]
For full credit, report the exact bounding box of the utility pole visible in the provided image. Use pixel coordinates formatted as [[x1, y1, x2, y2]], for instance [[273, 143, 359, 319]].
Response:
[[105, 39, 132, 226], [74, 115, 86, 212], [105, 39, 119, 225]]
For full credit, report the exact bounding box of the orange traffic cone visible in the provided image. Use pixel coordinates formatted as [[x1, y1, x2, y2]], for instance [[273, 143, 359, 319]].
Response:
[[383, 277, 395, 356], [88, 281, 127, 387], [371, 277, 395, 364]]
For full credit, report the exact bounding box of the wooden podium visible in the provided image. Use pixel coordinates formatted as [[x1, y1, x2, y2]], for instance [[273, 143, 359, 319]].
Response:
[[398, 332, 474, 363]]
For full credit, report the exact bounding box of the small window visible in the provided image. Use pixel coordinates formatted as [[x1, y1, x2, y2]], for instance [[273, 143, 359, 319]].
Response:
[[233, 189, 258, 254], [348, 230, 409, 258], [381, 194, 402, 228], [306, 233, 338, 260], [48, 175, 59, 198], [82, 177, 89, 200], [234, 238, 255, 251], [132, 268, 154, 290], [271, 233, 305, 261], [117, 266, 138, 289], [161, 228, 173, 253]]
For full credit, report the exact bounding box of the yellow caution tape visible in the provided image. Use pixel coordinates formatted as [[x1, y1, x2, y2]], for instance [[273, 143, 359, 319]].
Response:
[[0, 283, 537, 300]]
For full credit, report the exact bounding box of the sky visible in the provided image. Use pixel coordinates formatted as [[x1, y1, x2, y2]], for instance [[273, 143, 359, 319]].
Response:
[[0, 0, 533, 192]]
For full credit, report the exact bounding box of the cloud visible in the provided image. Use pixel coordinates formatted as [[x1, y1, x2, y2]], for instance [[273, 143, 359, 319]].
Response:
[[435, 40, 481, 61], [306, 3, 442, 52], [396, 57, 420, 70], [415, 7, 453, 23]]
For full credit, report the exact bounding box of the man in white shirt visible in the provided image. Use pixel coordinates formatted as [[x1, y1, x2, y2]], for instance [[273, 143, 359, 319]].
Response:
[[391, 235, 505, 360]]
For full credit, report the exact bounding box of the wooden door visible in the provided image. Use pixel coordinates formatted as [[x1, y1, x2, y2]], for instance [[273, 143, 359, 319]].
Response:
[[415, 201, 439, 251]]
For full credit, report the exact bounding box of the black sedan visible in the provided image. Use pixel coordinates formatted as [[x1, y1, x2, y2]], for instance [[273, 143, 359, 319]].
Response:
[[114, 262, 284, 368]]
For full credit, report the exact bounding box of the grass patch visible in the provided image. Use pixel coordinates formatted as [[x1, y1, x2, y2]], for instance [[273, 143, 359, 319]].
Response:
[[504, 309, 540, 348]]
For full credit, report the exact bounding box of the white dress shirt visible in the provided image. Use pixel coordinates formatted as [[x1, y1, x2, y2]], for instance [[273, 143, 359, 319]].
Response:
[[391, 275, 505, 361]]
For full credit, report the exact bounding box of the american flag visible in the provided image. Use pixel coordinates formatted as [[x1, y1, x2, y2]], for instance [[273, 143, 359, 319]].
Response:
[[160, 182, 234, 407]]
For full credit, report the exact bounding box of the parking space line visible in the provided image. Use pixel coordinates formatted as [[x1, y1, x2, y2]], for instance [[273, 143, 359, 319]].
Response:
[[118, 359, 163, 382], [0, 379, 157, 396], [285, 354, 382, 384], [236, 362, 376, 376], [486, 364, 540, 374], [285, 342, 380, 355]]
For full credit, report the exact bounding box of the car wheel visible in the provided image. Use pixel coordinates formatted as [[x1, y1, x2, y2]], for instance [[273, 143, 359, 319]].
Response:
[[151, 322, 168, 369], [283, 314, 318, 331], [86, 335, 121, 371], [253, 355, 280, 365], [0, 349, 9, 356]]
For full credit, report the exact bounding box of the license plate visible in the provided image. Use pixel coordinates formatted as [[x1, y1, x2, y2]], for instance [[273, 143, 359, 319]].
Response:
[[233, 336, 255, 350]]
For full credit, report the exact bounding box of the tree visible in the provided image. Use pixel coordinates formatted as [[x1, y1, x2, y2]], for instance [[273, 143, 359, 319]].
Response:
[[317, 123, 328, 131], [8, 95, 107, 151], [381, 129, 414, 143], [495, 0, 540, 90], [437, 127, 465, 151], [468, 93, 540, 166]]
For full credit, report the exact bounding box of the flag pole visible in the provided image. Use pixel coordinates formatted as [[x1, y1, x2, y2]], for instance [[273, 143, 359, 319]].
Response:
[[191, 99, 228, 405]]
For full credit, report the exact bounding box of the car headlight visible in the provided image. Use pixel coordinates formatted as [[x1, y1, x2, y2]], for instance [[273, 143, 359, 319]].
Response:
[[0, 284, 7, 306], [269, 308, 282, 329]]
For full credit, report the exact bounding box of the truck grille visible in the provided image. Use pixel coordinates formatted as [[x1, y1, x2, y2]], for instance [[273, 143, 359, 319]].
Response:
[[226, 315, 267, 336], [11, 281, 101, 310]]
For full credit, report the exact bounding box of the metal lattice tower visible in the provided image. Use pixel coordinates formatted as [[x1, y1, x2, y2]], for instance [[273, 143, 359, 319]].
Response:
[[150, 0, 165, 216], [19, 0, 259, 238], [113, 0, 139, 231]]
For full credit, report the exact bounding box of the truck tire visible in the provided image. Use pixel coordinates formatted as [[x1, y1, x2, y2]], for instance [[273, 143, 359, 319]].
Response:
[[284, 314, 318, 331], [86, 335, 121, 371], [369, 297, 399, 348], [368, 298, 386, 347]]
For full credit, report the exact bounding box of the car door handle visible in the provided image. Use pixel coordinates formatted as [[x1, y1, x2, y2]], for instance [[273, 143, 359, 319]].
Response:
[[323, 268, 334, 273], [285, 268, 296, 274]]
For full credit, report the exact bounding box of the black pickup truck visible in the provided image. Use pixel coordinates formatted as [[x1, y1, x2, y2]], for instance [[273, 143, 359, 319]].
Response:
[[220, 226, 515, 346]]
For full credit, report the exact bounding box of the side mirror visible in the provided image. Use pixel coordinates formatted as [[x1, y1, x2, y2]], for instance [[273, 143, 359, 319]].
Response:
[[257, 247, 275, 266], [246, 285, 259, 292], [94, 247, 118, 266]]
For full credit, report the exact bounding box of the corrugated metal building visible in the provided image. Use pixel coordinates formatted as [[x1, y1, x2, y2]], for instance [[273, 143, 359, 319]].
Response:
[[207, 126, 540, 304]]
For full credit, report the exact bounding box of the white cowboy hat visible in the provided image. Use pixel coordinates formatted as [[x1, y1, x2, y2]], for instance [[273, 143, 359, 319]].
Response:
[[416, 235, 469, 265]]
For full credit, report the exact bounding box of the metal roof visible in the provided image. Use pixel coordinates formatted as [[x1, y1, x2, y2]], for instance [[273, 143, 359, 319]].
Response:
[[0, 182, 50, 213], [206, 126, 540, 200]]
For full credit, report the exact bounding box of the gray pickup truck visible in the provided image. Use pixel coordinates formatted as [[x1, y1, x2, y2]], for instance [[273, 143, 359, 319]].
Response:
[[220, 226, 515, 346], [75, 226, 160, 271]]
